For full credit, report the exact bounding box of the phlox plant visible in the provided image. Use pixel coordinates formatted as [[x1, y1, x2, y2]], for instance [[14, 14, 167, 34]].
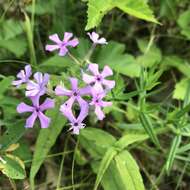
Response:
[[13, 32, 115, 135]]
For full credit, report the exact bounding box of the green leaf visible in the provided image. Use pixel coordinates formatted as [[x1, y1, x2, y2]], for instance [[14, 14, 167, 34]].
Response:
[[161, 56, 190, 77], [85, 0, 158, 30], [166, 135, 181, 174], [173, 78, 188, 100], [0, 76, 13, 97], [30, 105, 66, 189], [177, 10, 190, 39], [137, 39, 162, 67], [0, 36, 27, 57], [96, 42, 141, 78], [115, 0, 158, 24], [115, 133, 148, 150], [139, 112, 160, 148], [0, 19, 23, 40], [0, 121, 26, 151], [114, 150, 145, 190], [2, 155, 26, 179], [40, 55, 73, 71], [94, 147, 117, 190], [26, 0, 58, 15], [85, 0, 113, 30], [79, 127, 116, 158]]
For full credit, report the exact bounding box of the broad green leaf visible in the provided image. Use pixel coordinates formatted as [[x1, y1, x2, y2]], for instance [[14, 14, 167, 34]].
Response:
[[166, 135, 181, 174], [79, 127, 116, 158], [0, 76, 13, 98], [94, 147, 117, 190], [2, 155, 26, 179], [0, 36, 27, 57], [137, 39, 162, 67], [115, 0, 158, 24], [114, 150, 145, 190], [26, 0, 58, 15], [96, 42, 141, 78], [85, 0, 113, 30], [0, 19, 23, 40], [177, 10, 190, 39], [0, 121, 26, 151], [173, 78, 188, 100], [30, 106, 66, 189], [40, 55, 73, 72], [115, 133, 148, 150], [161, 56, 190, 77], [91, 160, 127, 190], [85, 0, 158, 30], [139, 112, 160, 148]]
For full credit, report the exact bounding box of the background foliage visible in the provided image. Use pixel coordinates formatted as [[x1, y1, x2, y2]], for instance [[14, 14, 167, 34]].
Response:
[[1, 0, 190, 189]]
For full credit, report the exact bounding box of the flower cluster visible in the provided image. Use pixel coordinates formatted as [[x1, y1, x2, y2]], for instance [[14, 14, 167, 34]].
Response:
[[13, 66, 55, 128], [13, 32, 115, 134]]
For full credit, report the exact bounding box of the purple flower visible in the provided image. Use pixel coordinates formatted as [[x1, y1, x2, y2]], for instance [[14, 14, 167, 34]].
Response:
[[45, 33, 79, 56], [82, 63, 115, 91], [90, 89, 112, 120], [55, 77, 91, 104], [87, 32, 107, 45], [17, 96, 54, 128], [26, 72, 49, 97], [60, 97, 89, 135], [12, 65, 32, 87]]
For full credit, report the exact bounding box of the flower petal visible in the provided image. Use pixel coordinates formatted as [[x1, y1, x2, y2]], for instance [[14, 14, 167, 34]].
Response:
[[69, 77, 78, 91], [40, 98, 55, 111], [45, 45, 60, 51], [25, 65, 32, 78], [88, 63, 100, 75], [17, 102, 34, 113], [59, 46, 68, 56], [49, 34, 62, 44], [25, 112, 37, 128], [100, 100, 112, 107], [34, 72, 43, 84], [66, 38, 79, 47], [101, 65, 113, 78], [102, 79, 115, 89], [77, 97, 89, 123], [97, 37, 107, 45], [55, 85, 72, 96], [60, 97, 76, 123], [79, 86, 91, 95], [64, 32, 73, 42], [38, 111, 51, 128], [95, 106, 105, 120], [12, 80, 23, 87], [82, 73, 95, 84]]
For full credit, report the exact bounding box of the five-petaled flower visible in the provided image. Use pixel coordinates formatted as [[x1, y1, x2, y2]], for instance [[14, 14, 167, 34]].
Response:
[[12, 65, 32, 87], [17, 96, 55, 128], [60, 97, 89, 135], [45, 33, 79, 56], [87, 32, 107, 45], [82, 63, 115, 92], [26, 72, 49, 97], [90, 89, 112, 120], [55, 77, 91, 106]]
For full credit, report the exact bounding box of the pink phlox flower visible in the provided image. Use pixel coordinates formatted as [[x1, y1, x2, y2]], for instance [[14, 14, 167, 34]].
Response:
[[90, 88, 112, 120], [82, 63, 115, 92], [87, 32, 107, 45], [55, 77, 91, 104], [45, 32, 79, 56], [60, 97, 89, 135], [12, 65, 32, 87], [26, 72, 49, 97], [17, 96, 54, 128]]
